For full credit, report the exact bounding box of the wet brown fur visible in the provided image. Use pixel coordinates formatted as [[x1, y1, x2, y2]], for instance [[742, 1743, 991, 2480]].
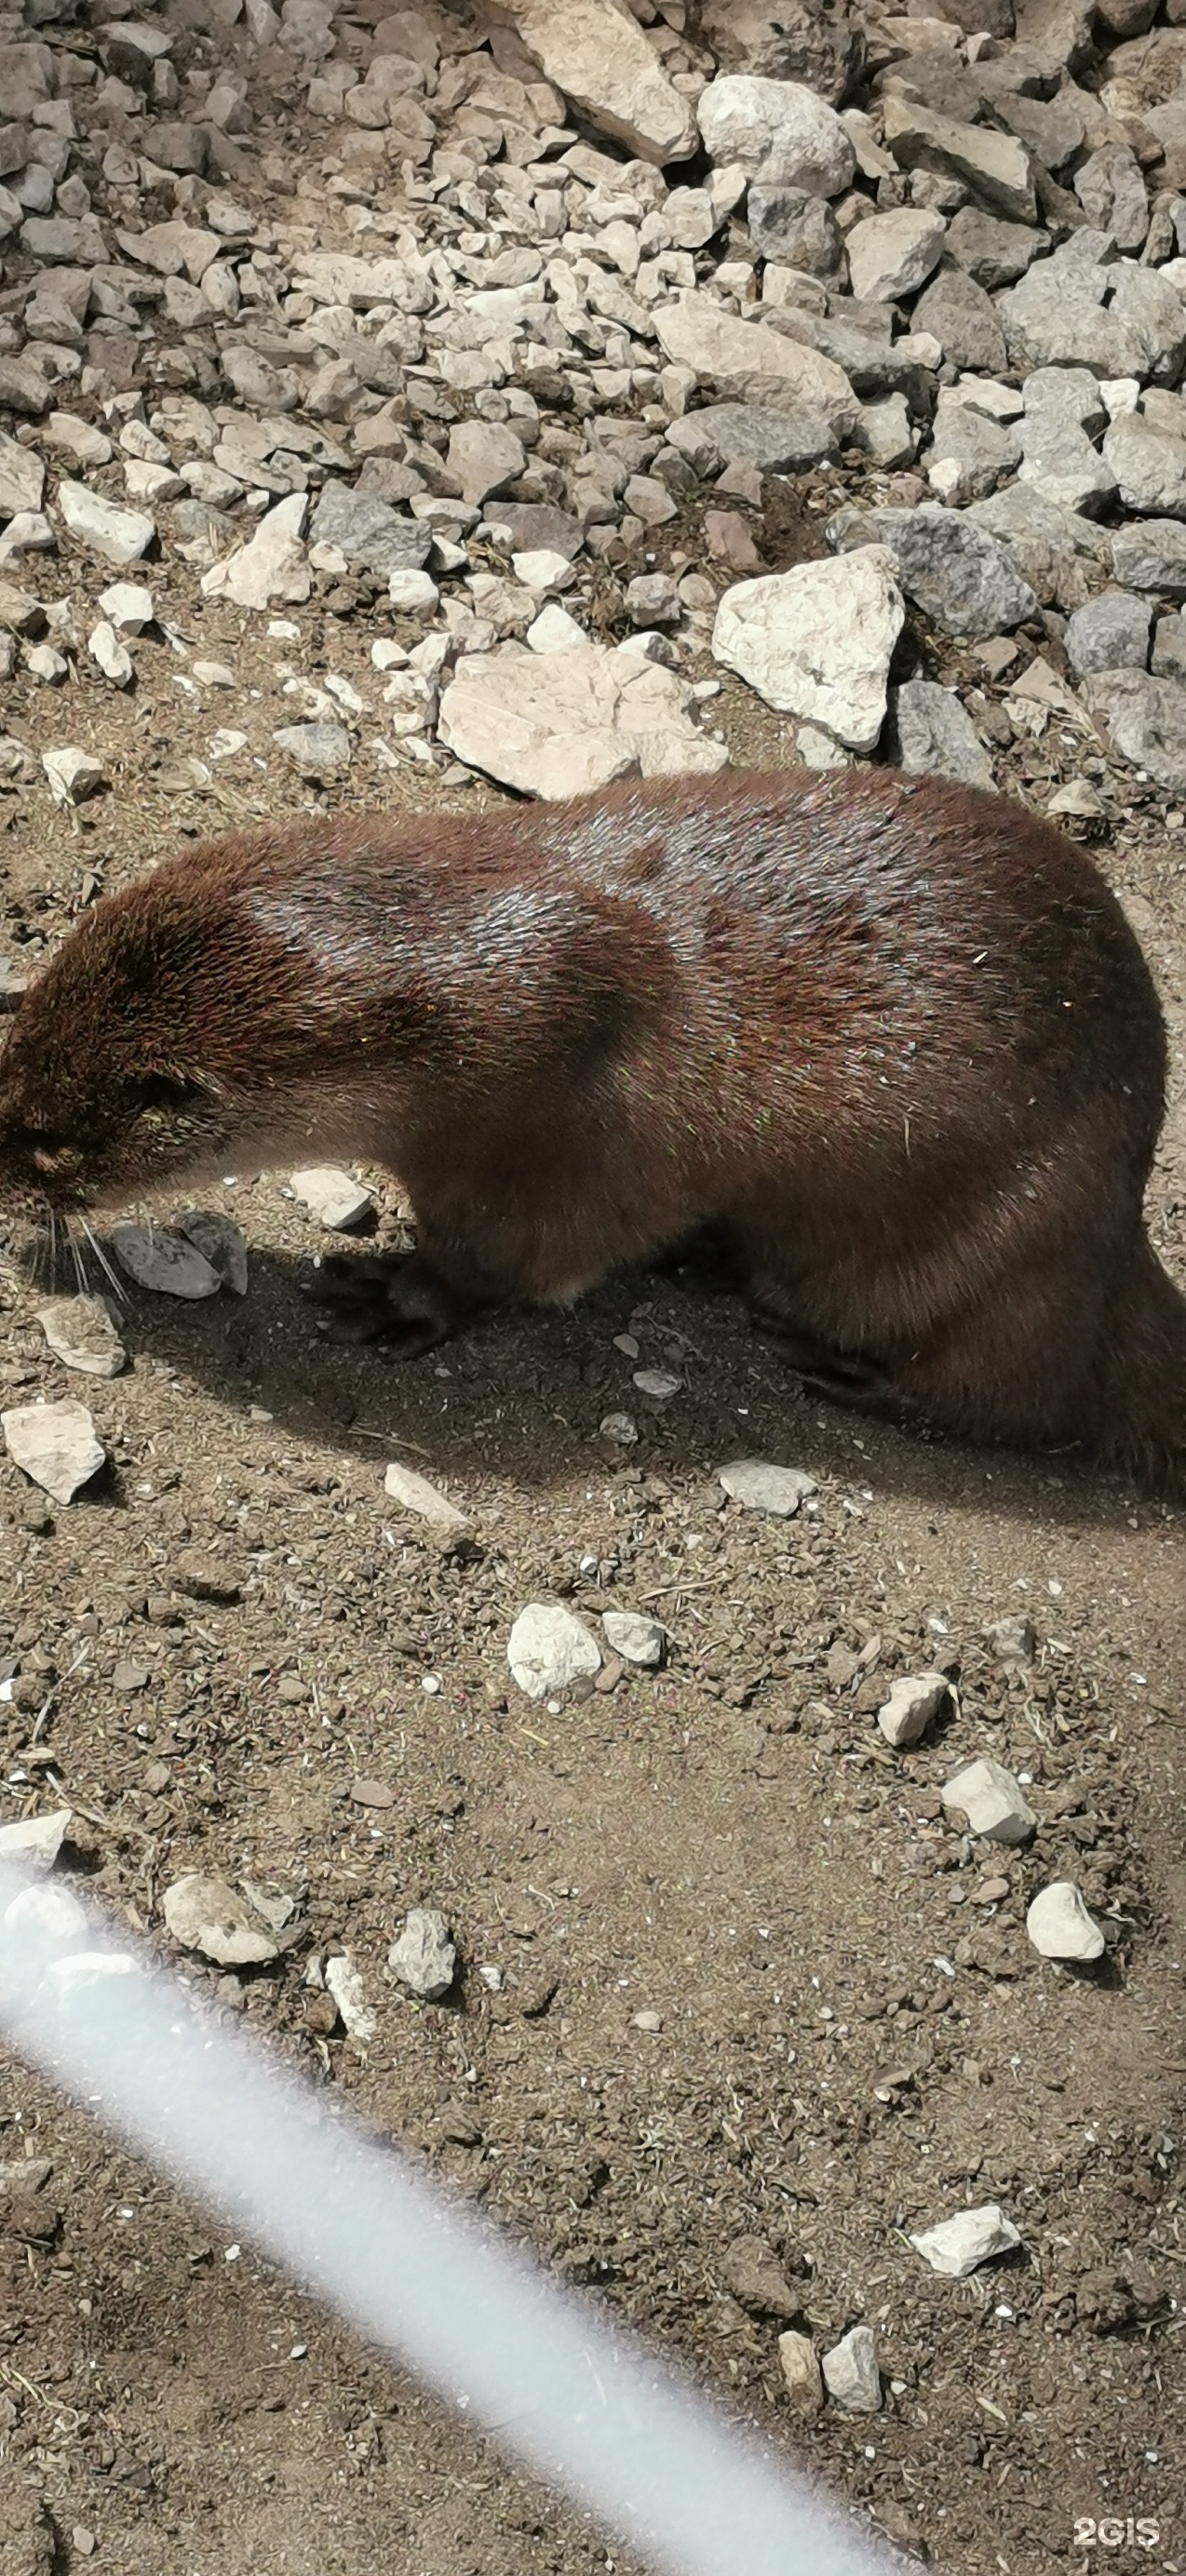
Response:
[[0, 765, 1182, 1492]]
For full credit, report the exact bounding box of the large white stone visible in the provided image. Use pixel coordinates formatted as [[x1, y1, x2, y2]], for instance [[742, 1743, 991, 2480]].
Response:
[[438, 640, 728, 799], [822, 2325, 881, 2412], [490, 0, 696, 164], [910, 2204, 1022, 2277], [845, 208, 946, 304], [712, 546, 905, 753], [941, 1756, 1037, 1844], [507, 1603, 601, 1699], [1026, 1880, 1105, 1962], [57, 479, 155, 566], [697, 74, 855, 195], [718, 1458, 817, 1515], [201, 492, 311, 610], [2, 1399, 105, 1504]]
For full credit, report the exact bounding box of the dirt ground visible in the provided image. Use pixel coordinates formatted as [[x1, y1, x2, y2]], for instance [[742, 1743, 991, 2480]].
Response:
[[1, 299, 1185, 2576]]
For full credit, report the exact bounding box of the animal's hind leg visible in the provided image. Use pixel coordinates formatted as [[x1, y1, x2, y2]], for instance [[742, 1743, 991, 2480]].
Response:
[[746, 1271, 903, 1412]]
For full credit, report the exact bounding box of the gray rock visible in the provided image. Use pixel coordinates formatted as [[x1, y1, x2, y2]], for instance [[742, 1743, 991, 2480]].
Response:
[[946, 205, 1047, 288], [926, 392, 1021, 502], [844, 208, 946, 303], [388, 1905, 456, 2001], [984, 1614, 1036, 1663], [1064, 590, 1152, 678], [718, 1458, 817, 1514], [1152, 610, 1186, 680], [1082, 667, 1186, 793], [1019, 421, 1117, 520], [698, 0, 865, 101], [111, 1222, 222, 1298], [508, 1603, 602, 1699], [748, 185, 844, 276], [941, 1756, 1037, 1844], [0, 1809, 71, 1871], [696, 74, 855, 195], [2, 1398, 105, 1504], [829, 502, 1037, 635], [1112, 517, 1186, 594], [37, 1295, 125, 1379], [1103, 411, 1186, 517], [177, 1210, 249, 1295], [309, 481, 432, 576], [882, 95, 1035, 223], [447, 421, 526, 505], [273, 721, 353, 779], [0, 356, 50, 419], [500, 0, 695, 164], [670, 401, 838, 473], [58, 479, 155, 566], [822, 2324, 881, 2413], [714, 545, 903, 752], [858, 394, 916, 469], [654, 292, 857, 433], [911, 268, 1007, 374], [0, 433, 45, 519], [1073, 143, 1149, 250], [969, 482, 1108, 609], [890, 678, 994, 788]]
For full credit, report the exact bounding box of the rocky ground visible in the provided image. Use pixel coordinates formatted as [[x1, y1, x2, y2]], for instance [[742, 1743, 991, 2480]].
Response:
[[0, 0, 1184, 2570]]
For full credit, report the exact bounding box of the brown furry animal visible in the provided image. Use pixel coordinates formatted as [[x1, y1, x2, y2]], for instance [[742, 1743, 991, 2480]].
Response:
[[0, 767, 1181, 1489]]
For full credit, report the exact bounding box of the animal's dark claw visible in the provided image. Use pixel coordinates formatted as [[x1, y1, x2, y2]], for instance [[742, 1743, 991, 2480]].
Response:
[[305, 1251, 457, 1355]]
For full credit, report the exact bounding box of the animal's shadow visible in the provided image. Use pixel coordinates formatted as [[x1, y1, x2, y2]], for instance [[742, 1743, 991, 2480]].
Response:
[[85, 1228, 1169, 1541]]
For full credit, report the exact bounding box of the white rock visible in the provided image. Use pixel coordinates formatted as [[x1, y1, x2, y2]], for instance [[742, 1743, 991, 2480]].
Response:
[[526, 602, 586, 654], [822, 2324, 881, 2412], [36, 1295, 125, 1379], [163, 1872, 279, 1966], [0, 433, 45, 518], [942, 1757, 1037, 1845], [438, 640, 727, 800], [845, 208, 946, 304], [494, 0, 696, 165], [42, 746, 105, 806], [697, 75, 855, 195], [719, 1458, 817, 1515], [877, 1670, 950, 1748], [200, 492, 311, 610], [57, 479, 155, 566], [324, 1948, 377, 2041], [513, 549, 574, 594], [388, 1906, 455, 2001], [193, 660, 235, 688], [602, 1609, 666, 1667], [778, 2330, 825, 2418], [0, 1809, 70, 1871], [110, 1223, 222, 1299], [1026, 1880, 1105, 1962], [387, 568, 438, 614], [910, 2203, 1022, 2276], [177, 1210, 249, 1295], [2, 1400, 104, 1504], [290, 1164, 373, 1230], [384, 1460, 468, 1533], [88, 619, 134, 686], [713, 547, 904, 754], [98, 579, 154, 636], [508, 1603, 602, 1699], [633, 1367, 681, 1400]]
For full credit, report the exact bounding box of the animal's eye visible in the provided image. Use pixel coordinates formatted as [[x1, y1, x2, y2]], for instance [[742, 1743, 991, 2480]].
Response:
[[139, 1073, 201, 1113]]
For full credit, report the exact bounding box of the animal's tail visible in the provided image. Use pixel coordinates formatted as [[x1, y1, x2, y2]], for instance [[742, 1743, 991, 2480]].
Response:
[[1094, 1229, 1186, 1497]]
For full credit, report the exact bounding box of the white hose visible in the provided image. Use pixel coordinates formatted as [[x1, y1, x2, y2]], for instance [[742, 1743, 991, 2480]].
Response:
[[0, 1864, 894, 2576]]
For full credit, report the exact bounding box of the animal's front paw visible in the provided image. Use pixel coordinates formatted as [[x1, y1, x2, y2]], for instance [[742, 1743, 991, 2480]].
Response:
[[304, 1251, 460, 1356]]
